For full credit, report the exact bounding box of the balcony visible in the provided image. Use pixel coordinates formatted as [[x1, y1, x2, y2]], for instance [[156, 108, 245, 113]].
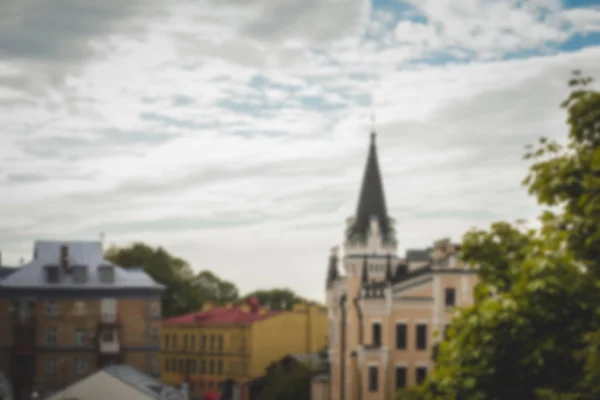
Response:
[[100, 312, 119, 325], [99, 341, 120, 353], [97, 329, 120, 354]]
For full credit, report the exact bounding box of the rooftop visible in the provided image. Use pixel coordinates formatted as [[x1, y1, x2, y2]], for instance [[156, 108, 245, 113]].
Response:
[[163, 303, 279, 326], [103, 364, 183, 400], [0, 240, 164, 291]]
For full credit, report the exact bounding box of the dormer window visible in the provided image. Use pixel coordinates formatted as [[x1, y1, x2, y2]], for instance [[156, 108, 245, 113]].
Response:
[[72, 266, 88, 283], [45, 266, 60, 283], [99, 266, 115, 283]]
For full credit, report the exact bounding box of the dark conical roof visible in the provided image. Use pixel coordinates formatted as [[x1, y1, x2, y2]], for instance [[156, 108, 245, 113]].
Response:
[[348, 132, 390, 241], [325, 252, 339, 289]]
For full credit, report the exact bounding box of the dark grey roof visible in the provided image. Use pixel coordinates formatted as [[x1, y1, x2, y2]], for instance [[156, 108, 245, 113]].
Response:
[[0, 241, 164, 291], [325, 254, 339, 289], [406, 249, 431, 262], [391, 264, 432, 285], [0, 267, 17, 279], [103, 364, 182, 400], [347, 132, 390, 242]]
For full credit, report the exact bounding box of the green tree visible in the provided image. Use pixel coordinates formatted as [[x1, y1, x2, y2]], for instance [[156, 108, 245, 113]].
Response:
[[241, 288, 305, 310], [425, 72, 600, 399], [105, 242, 239, 317], [258, 362, 311, 400]]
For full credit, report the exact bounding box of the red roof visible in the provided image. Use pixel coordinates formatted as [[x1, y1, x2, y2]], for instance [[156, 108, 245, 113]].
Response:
[[203, 394, 220, 400], [163, 306, 279, 326]]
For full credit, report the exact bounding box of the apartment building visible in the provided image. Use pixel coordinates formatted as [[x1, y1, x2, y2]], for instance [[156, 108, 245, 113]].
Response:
[[0, 240, 165, 400]]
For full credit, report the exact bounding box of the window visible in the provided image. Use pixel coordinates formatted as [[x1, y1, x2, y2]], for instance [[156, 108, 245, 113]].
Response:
[[368, 366, 378, 392], [416, 366, 428, 384], [46, 300, 59, 316], [173, 335, 178, 349], [75, 358, 86, 375], [210, 335, 215, 352], [200, 359, 206, 374], [149, 301, 160, 317], [46, 266, 59, 283], [101, 298, 116, 317], [101, 329, 115, 342], [217, 359, 223, 375], [200, 335, 206, 350], [209, 359, 215, 374], [395, 323, 407, 349], [164, 334, 170, 350], [46, 327, 57, 345], [152, 327, 159, 344], [72, 267, 88, 283], [73, 301, 86, 317], [165, 358, 170, 372], [46, 358, 57, 375], [190, 335, 196, 350], [416, 324, 427, 350], [217, 335, 224, 352], [395, 366, 407, 389], [170, 359, 176, 372], [74, 329, 86, 346], [179, 359, 184, 373], [152, 356, 159, 374], [372, 323, 381, 347], [189, 359, 197, 374], [183, 335, 188, 349], [99, 266, 115, 283], [445, 288, 456, 307]]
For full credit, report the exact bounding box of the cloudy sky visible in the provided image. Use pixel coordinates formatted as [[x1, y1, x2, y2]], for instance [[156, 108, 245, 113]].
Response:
[[1, 0, 600, 301]]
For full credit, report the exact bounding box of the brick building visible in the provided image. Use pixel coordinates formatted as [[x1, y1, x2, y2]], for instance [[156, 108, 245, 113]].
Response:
[[0, 240, 165, 400]]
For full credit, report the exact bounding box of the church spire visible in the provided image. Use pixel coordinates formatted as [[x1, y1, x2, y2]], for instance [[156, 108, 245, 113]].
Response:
[[348, 128, 390, 241], [325, 247, 339, 289]]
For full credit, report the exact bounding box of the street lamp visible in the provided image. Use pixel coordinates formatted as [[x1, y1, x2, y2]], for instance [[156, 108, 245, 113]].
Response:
[[31, 391, 39, 399]]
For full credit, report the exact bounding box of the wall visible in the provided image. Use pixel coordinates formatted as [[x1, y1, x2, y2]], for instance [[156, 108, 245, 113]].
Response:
[[249, 304, 328, 379], [160, 324, 250, 397], [0, 296, 160, 391]]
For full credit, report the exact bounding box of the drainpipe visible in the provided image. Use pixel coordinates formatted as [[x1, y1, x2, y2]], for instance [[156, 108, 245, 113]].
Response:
[[339, 297, 346, 400], [353, 298, 364, 400]]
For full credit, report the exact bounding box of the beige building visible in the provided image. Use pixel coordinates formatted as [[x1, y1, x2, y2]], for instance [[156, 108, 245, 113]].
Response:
[[316, 132, 478, 400]]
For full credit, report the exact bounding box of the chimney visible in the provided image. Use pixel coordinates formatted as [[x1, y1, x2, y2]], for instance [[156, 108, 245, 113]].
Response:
[[19, 257, 24, 266], [60, 245, 69, 272]]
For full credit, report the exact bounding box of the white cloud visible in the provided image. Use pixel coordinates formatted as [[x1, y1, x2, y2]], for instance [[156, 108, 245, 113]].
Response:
[[1, 0, 600, 301]]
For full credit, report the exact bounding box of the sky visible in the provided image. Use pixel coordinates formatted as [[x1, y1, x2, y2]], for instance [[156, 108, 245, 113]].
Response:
[[1, 0, 600, 302]]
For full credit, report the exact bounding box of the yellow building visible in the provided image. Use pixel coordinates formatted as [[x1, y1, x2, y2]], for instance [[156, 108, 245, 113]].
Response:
[[160, 298, 327, 399]]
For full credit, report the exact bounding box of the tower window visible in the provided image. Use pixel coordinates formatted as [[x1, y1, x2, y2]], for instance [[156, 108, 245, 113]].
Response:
[[445, 288, 456, 307], [416, 366, 428, 384], [395, 323, 407, 349], [368, 366, 378, 392], [416, 324, 427, 350], [395, 366, 407, 388], [372, 322, 382, 347]]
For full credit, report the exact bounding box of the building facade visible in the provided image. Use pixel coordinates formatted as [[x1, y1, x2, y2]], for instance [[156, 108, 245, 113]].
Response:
[[160, 299, 328, 399], [0, 240, 165, 400], [321, 132, 478, 400]]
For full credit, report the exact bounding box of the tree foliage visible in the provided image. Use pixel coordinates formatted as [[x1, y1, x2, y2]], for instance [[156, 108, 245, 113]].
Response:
[[424, 71, 600, 399], [257, 362, 312, 400], [105, 243, 311, 318], [105, 242, 239, 317], [240, 288, 306, 310]]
